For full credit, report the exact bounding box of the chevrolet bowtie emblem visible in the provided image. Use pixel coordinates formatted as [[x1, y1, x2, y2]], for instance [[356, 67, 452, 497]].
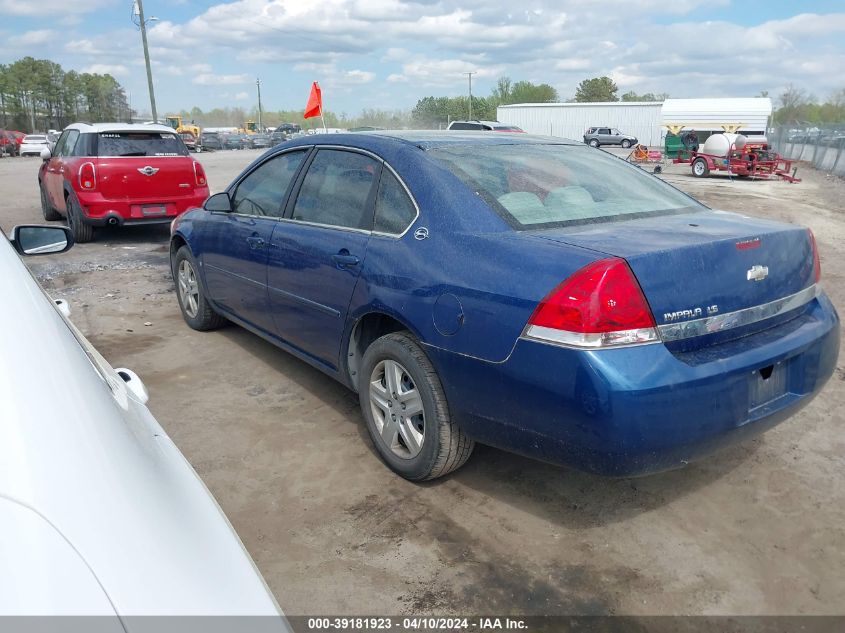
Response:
[[138, 166, 159, 176], [747, 265, 769, 282]]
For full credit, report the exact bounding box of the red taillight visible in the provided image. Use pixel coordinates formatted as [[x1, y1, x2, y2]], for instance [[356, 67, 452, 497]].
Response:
[[525, 258, 659, 348], [78, 162, 96, 190], [193, 161, 207, 187], [808, 229, 821, 284]]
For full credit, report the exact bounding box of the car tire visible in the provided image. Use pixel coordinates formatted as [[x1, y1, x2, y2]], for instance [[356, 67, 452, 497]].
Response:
[[66, 193, 95, 243], [692, 158, 710, 178], [173, 246, 226, 331], [621, 139, 632, 149], [589, 139, 600, 148], [359, 332, 474, 481], [40, 183, 61, 221]]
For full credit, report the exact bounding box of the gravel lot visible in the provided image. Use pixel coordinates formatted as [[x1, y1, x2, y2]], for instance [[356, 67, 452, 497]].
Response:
[[2, 147, 843, 616]]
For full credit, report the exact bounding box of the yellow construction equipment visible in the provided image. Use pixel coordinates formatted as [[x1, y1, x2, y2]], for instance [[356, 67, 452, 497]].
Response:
[[164, 115, 201, 140], [240, 120, 259, 135]]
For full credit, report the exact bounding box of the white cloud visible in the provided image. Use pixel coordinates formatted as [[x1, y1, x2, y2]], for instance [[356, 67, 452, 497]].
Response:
[[10, 29, 55, 46], [82, 64, 129, 76], [0, 0, 111, 16], [193, 73, 251, 85], [234, 91, 249, 100]]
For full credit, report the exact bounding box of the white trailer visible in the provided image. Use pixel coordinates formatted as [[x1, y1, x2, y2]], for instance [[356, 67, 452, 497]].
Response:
[[497, 102, 664, 146]]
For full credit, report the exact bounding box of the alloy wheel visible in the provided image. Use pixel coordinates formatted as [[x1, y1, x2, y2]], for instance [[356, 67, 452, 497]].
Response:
[[369, 359, 425, 459], [177, 259, 200, 319]]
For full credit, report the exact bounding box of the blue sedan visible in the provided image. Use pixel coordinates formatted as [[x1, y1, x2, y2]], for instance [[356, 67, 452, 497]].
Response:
[[170, 132, 839, 480]]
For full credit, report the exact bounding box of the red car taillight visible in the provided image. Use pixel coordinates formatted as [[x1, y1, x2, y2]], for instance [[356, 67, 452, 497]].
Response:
[[808, 228, 821, 284], [193, 161, 207, 187], [78, 162, 96, 190], [524, 257, 659, 349]]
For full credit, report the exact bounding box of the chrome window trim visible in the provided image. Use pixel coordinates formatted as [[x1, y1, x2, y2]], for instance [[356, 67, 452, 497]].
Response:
[[657, 284, 818, 342], [275, 216, 372, 236]]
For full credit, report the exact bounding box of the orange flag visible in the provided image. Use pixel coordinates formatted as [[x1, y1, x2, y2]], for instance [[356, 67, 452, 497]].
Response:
[[304, 82, 322, 119]]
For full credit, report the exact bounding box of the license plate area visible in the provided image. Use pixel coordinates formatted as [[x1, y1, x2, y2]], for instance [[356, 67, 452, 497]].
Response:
[[141, 204, 166, 216], [749, 361, 788, 410]]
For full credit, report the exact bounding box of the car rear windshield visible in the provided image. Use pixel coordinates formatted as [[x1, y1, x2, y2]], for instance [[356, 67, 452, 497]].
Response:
[[428, 143, 704, 228], [97, 131, 188, 157]]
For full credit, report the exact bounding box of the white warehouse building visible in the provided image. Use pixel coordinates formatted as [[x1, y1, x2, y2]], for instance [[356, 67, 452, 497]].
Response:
[[497, 98, 772, 147]]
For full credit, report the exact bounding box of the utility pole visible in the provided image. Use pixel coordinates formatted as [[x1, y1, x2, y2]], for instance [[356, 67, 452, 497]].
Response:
[[133, 0, 159, 122], [256, 77, 263, 131], [463, 71, 476, 120]]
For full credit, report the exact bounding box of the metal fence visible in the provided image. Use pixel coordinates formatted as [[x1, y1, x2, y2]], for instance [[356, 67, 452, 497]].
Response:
[[770, 125, 845, 178]]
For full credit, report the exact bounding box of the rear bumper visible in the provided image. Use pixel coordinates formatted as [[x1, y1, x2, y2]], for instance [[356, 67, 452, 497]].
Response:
[[427, 292, 840, 476], [76, 190, 209, 226]]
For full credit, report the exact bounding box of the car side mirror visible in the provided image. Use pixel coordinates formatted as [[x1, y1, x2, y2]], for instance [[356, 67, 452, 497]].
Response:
[[40, 147, 52, 161], [11, 225, 73, 256], [204, 191, 233, 213]]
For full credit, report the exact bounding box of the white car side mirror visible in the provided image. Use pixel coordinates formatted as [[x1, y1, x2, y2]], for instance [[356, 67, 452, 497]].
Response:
[[115, 368, 150, 405], [40, 147, 52, 161]]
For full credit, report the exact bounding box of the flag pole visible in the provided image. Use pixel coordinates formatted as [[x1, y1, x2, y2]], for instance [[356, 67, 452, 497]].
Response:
[[319, 102, 327, 132]]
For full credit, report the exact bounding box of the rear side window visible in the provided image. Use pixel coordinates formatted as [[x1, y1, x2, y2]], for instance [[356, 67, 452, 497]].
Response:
[[291, 150, 380, 231], [428, 144, 704, 229], [450, 122, 482, 131], [374, 169, 417, 234], [97, 132, 188, 157], [232, 150, 307, 217]]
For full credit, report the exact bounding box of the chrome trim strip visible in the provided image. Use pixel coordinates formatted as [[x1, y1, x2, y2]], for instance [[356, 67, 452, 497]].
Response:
[[657, 284, 818, 342]]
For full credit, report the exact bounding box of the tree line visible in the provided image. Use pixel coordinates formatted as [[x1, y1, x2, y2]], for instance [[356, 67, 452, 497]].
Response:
[[0, 56, 131, 132]]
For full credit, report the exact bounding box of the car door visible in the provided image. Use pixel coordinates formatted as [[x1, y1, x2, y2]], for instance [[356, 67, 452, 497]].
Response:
[[611, 128, 624, 144], [267, 148, 382, 368], [200, 149, 309, 334], [598, 128, 612, 144], [44, 129, 80, 212]]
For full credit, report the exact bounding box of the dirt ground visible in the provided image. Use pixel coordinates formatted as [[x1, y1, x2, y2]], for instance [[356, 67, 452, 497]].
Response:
[[2, 148, 843, 617]]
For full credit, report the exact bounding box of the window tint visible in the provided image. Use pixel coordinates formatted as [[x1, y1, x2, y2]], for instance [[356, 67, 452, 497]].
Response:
[[374, 169, 417, 234], [599, 128, 611, 134], [232, 150, 307, 217], [97, 132, 188, 157], [429, 144, 704, 228], [292, 150, 379, 230]]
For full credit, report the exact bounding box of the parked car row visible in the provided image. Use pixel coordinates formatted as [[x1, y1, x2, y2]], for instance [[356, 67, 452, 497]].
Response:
[[0, 130, 58, 157], [786, 129, 845, 146]]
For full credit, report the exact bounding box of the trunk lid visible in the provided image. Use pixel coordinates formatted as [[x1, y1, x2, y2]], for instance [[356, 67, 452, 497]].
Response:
[[95, 130, 199, 200], [531, 210, 816, 347]]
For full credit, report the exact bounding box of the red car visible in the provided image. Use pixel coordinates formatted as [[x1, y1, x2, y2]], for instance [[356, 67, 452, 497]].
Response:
[[38, 123, 210, 242]]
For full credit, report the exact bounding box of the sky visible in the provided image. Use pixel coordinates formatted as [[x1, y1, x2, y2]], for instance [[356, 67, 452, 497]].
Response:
[[0, 0, 844, 117]]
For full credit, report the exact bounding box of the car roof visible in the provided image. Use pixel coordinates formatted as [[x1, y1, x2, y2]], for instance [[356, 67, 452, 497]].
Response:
[[284, 130, 581, 153], [64, 122, 176, 134]]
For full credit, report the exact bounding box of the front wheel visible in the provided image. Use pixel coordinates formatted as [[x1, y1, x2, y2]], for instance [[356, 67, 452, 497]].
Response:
[[359, 332, 474, 481], [692, 158, 710, 178], [621, 139, 632, 149], [40, 183, 61, 221], [589, 139, 600, 148]]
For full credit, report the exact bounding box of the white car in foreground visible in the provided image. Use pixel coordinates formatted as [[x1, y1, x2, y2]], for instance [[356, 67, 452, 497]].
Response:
[[1, 224, 290, 629], [19, 134, 51, 157]]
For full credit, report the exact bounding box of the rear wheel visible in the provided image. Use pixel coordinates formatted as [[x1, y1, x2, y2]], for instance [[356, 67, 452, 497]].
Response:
[[589, 139, 600, 148], [66, 194, 94, 243], [40, 183, 61, 221], [359, 332, 474, 481], [621, 139, 632, 149], [692, 158, 710, 178], [173, 246, 226, 331]]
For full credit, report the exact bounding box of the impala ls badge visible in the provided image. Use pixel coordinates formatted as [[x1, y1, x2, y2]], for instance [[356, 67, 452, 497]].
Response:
[[747, 265, 769, 282], [138, 166, 159, 176]]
